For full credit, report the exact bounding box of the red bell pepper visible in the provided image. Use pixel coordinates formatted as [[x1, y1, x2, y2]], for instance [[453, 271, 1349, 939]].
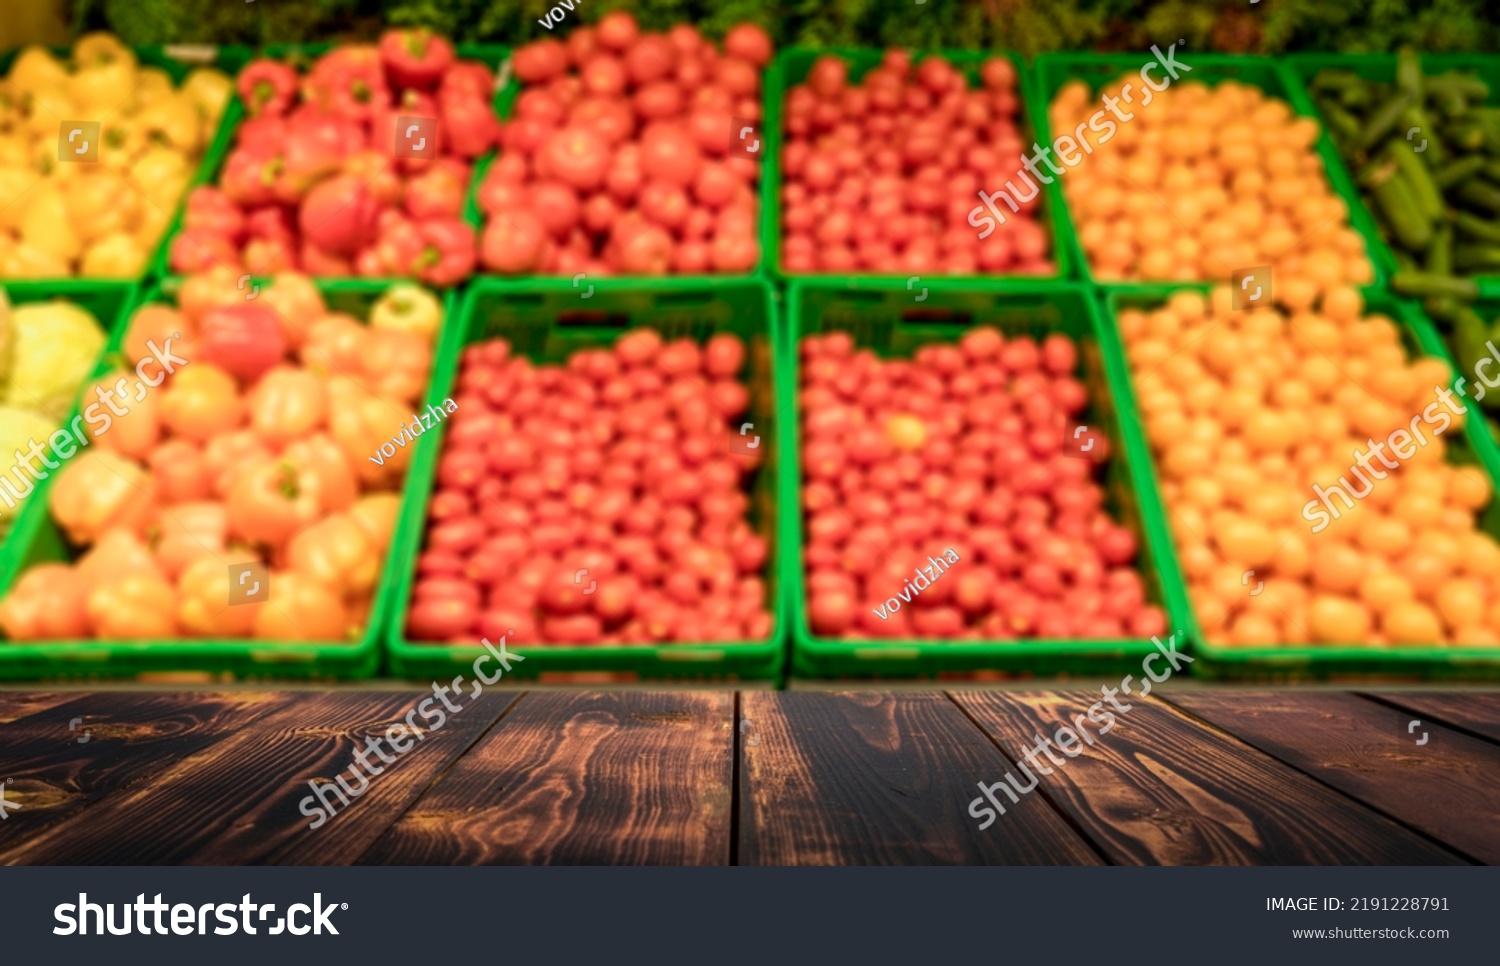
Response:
[[220, 148, 279, 207], [236, 59, 299, 117], [375, 210, 425, 276], [182, 187, 245, 242], [170, 228, 241, 274], [245, 206, 296, 244], [404, 163, 466, 220], [244, 236, 299, 275], [379, 28, 456, 91], [307, 46, 389, 123], [354, 247, 388, 278], [234, 115, 287, 155], [412, 218, 476, 286]]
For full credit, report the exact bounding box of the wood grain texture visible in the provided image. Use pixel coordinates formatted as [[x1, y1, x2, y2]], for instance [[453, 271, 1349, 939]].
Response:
[[737, 691, 1102, 865], [359, 691, 734, 865], [0, 690, 517, 865], [1165, 691, 1500, 864], [0, 690, 289, 856], [0, 692, 81, 724], [1368, 692, 1500, 745], [952, 691, 1465, 866]]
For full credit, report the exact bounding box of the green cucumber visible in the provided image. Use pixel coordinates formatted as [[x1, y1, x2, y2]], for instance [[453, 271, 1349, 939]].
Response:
[[1456, 212, 1500, 243], [1427, 71, 1490, 102], [1453, 244, 1500, 272], [1428, 222, 1454, 275], [1358, 91, 1413, 152], [1400, 103, 1446, 165], [1444, 120, 1487, 152], [1369, 162, 1434, 250], [1388, 140, 1445, 222], [1452, 309, 1500, 410], [1397, 50, 1424, 101], [1433, 155, 1486, 189], [1456, 179, 1500, 213], [1392, 270, 1480, 300]]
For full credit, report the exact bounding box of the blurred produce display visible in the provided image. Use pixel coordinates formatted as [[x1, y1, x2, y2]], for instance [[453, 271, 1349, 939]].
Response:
[[0, 286, 106, 527], [407, 327, 772, 644], [478, 13, 769, 275], [778, 51, 1051, 276], [0, 273, 444, 642], [0, 32, 231, 277], [71, 0, 1500, 57], [172, 29, 491, 284], [1312, 52, 1500, 301], [1122, 286, 1500, 648], [1051, 75, 1373, 288], [797, 326, 1164, 641]]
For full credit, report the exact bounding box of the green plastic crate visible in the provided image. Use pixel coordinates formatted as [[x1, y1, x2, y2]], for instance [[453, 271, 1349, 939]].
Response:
[[1285, 53, 1500, 299], [385, 276, 787, 682], [0, 44, 252, 288], [471, 46, 769, 284], [0, 278, 456, 681], [784, 279, 1188, 679], [156, 43, 508, 284], [762, 47, 1071, 285], [0, 280, 135, 568], [1102, 285, 1500, 680], [1405, 291, 1500, 484], [1031, 52, 1387, 293]]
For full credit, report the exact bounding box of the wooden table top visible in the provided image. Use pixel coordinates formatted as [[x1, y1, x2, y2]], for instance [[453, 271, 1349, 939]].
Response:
[[1, 688, 1496, 865]]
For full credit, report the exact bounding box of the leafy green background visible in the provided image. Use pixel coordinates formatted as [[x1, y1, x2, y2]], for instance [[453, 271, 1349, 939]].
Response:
[[66, 0, 1500, 54]]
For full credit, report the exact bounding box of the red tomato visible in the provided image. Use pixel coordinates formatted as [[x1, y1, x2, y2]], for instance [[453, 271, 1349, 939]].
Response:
[[640, 124, 701, 186], [723, 24, 772, 66], [540, 126, 611, 191]]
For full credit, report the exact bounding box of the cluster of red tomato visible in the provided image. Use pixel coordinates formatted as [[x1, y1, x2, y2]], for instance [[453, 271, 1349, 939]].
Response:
[[173, 29, 497, 285], [780, 51, 1051, 275], [477, 12, 770, 275], [0, 272, 443, 642], [406, 329, 773, 645], [799, 328, 1165, 640]]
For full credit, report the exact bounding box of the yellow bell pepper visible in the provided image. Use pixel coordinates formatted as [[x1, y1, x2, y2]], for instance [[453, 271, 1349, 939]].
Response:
[[3, 242, 70, 278], [182, 68, 232, 125], [65, 170, 130, 241], [137, 93, 201, 155], [6, 48, 68, 100], [80, 231, 146, 277], [19, 184, 82, 262]]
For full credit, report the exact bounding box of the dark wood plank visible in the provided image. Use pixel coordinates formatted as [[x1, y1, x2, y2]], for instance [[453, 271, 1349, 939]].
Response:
[[952, 691, 1465, 866], [359, 691, 733, 865], [0, 691, 517, 865], [1165, 691, 1500, 864], [737, 691, 1102, 865], [0, 691, 291, 856], [0, 692, 82, 724], [1368, 692, 1500, 745]]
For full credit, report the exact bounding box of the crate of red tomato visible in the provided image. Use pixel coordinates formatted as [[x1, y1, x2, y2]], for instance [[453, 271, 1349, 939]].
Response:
[[766, 48, 1070, 281], [475, 12, 772, 278], [386, 277, 785, 681], [785, 280, 1183, 678]]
